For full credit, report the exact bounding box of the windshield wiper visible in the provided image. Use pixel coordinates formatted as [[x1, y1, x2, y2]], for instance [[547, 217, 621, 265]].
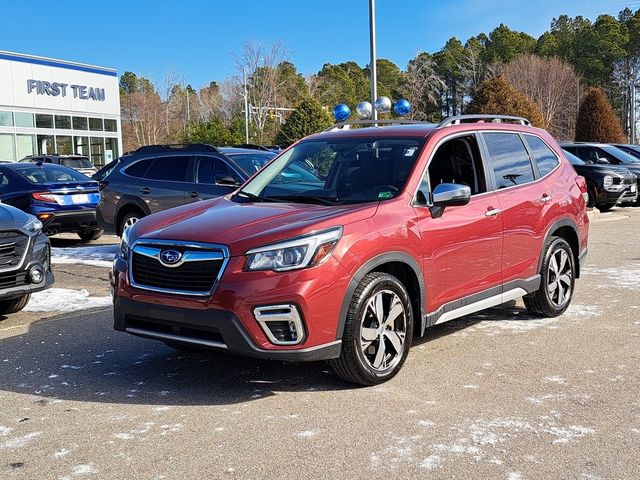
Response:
[[267, 194, 337, 206], [233, 190, 276, 202]]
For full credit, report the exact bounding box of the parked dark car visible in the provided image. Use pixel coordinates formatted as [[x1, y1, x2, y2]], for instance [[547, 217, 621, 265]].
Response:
[[97, 144, 276, 236], [20, 154, 97, 177], [0, 203, 53, 315], [0, 163, 103, 240], [560, 148, 637, 210]]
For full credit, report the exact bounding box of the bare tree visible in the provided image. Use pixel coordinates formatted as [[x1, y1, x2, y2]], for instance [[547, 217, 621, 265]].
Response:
[[161, 68, 185, 137], [405, 53, 445, 120], [233, 39, 291, 142], [121, 90, 166, 150], [502, 54, 580, 140]]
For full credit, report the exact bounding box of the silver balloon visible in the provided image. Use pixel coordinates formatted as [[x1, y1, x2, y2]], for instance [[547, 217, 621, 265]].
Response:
[[374, 96, 392, 114], [355, 101, 373, 119]]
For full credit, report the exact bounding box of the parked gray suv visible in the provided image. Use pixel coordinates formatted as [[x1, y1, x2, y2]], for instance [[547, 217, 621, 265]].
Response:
[[97, 144, 276, 235]]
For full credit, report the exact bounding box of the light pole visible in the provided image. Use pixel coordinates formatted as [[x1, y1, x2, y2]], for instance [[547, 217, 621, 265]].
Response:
[[243, 69, 250, 144], [369, 0, 378, 122]]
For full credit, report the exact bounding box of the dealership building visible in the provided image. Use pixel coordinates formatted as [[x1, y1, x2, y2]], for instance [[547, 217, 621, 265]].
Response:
[[0, 50, 122, 165]]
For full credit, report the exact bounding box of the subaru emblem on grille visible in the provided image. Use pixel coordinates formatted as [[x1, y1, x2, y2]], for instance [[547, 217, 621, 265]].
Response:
[[160, 249, 182, 265]]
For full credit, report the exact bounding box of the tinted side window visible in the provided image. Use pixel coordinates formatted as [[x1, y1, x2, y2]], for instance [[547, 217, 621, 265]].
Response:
[[428, 134, 487, 195], [571, 147, 591, 162], [124, 159, 153, 178], [524, 135, 560, 177], [144, 156, 191, 182], [483, 133, 535, 189], [196, 157, 242, 184]]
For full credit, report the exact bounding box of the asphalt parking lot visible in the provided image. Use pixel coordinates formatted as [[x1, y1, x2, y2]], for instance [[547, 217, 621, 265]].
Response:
[[0, 209, 639, 479]]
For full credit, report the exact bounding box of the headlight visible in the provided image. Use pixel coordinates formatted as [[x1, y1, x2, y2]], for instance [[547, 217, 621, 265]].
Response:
[[603, 175, 613, 188], [245, 227, 342, 272], [120, 227, 131, 260], [24, 216, 43, 234]]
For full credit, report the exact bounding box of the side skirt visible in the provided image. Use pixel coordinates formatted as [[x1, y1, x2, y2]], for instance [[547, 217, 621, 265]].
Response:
[[424, 275, 541, 330]]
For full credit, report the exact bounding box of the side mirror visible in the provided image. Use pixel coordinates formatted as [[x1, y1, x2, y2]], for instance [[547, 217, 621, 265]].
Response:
[[216, 175, 239, 186], [430, 183, 471, 218]]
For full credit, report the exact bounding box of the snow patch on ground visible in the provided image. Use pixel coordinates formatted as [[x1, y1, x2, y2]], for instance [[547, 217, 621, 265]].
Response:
[[582, 265, 640, 290], [0, 431, 42, 449], [0, 426, 13, 436], [52, 244, 118, 268], [25, 288, 111, 313], [297, 430, 320, 438]]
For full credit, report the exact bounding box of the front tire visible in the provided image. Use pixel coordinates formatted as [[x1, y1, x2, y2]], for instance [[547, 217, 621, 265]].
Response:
[[524, 237, 575, 317], [330, 272, 413, 386], [0, 294, 31, 316]]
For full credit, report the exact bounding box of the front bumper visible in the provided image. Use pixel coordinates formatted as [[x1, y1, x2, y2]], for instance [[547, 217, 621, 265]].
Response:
[[0, 232, 54, 301], [114, 297, 342, 361], [112, 253, 352, 361]]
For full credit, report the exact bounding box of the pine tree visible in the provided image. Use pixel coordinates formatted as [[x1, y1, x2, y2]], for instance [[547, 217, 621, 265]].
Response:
[[275, 98, 333, 147], [575, 87, 625, 142], [466, 75, 546, 128]]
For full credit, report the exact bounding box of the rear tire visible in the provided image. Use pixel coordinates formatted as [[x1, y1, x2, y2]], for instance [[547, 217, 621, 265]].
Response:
[[0, 294, 31, 316], [118, 210, 143, 236], [330, 272, 413, 386], [524, 237, 575, 317], [586, 187, 596, 209], [78, 229, 104, 241]]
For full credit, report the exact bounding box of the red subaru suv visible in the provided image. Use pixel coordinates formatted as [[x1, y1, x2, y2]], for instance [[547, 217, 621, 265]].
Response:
[[112, 115, 589, 385]]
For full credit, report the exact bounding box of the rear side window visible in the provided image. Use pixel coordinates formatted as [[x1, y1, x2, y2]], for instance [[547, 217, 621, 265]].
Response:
[[483, 133, 535, 189], [124, 159, 153, 178], [196, 157, 242, 184], [17, 165, 89, 184], [524, 135, 559, 177], [144, 156, 191, 182]]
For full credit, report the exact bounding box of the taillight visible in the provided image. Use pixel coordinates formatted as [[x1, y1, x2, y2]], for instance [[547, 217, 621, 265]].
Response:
[[98, 181, 109, 191], [32, 192, 57, 203], [575, 176, 588, 203]]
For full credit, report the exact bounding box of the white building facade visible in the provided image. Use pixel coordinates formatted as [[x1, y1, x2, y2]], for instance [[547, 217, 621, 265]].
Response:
[[0, 50, 121, 165]]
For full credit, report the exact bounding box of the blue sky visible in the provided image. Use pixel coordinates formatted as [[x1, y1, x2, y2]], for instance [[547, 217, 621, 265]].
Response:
[[2, 0, 636, 88]]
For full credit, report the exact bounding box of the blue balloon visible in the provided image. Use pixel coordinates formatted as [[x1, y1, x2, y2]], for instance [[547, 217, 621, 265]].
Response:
[[333, 104, 351, 121], [394, 99, 412, 116]]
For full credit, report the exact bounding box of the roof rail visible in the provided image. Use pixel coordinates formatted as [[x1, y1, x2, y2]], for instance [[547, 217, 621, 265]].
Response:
[[323, 119, 430, 132], [132, 144, 220, 154], [438, 114, 531, 128]]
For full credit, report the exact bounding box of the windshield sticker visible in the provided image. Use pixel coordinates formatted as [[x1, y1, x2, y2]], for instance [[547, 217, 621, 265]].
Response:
[[404, 147, 417, 157], [378, 191, 393, 199]]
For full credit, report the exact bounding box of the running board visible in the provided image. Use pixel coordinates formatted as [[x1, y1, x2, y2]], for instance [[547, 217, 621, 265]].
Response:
[[433, 287, 528, 325]]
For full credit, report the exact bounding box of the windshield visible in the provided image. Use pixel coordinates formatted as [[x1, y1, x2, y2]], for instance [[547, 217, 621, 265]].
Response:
[[227, 152, 275, 174], [601, 145, 640, 164], [61, 157, 94, 169], [17, 165, 91, 184], [562, 150, 586, 166], [236, 137, 425, 205]]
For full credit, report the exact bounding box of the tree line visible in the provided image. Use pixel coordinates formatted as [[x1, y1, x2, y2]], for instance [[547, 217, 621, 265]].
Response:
[[119, 7, 640, 151]]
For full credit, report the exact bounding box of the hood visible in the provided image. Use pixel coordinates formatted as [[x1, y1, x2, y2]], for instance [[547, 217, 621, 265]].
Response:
[[0, 204, 31, 230], [574, 163, 634, 177], [131, 196, 378, 256]]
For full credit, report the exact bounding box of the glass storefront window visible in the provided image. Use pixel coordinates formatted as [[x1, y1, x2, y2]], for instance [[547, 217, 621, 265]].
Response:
[[56, 136, 73, 155], [55, 115, 72, 130], [105, 137, 120, 161], [0, 111, 14, 127], [89, 118, 103, 131], [74, 136, 89, 156], [37, 135, 55, 154], [15, 112, 34, 127], [90, 137, 104, 166], [0, 134, 16, 161], [16, 135, 36, 160], [35, 114, 53, 129], [104, 119, 117, 132], [73, 116, 88, 130]]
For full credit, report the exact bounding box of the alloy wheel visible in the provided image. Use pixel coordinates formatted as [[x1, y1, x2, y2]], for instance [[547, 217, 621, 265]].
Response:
[[360, 289, 407, 373], [547, 248, 572, 308], [124, 216, 139, 230]]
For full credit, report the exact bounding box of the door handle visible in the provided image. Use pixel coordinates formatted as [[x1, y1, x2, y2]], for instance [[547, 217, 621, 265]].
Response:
[[540, 194, 552, 203], [139, 187, 151, 194], [485, 208, 501, 217], [189, 191, 199, 198]]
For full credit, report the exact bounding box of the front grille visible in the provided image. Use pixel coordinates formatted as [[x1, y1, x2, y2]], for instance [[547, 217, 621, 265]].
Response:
[[0, 231, 29, 271], [130, 242, 227, 295], [0, 271, 28, 289]]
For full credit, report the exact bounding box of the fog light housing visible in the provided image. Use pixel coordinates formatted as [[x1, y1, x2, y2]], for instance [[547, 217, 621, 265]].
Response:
[[253, 304, 305, 345], [29, 266, 44, 284]]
